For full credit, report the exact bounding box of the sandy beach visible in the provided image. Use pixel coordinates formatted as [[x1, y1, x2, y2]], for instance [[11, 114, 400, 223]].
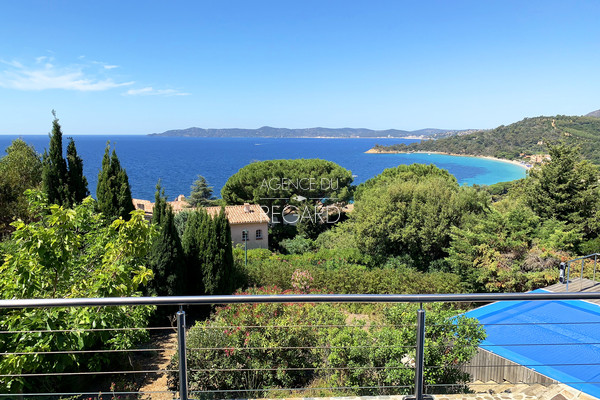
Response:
[[365, 149, 531, 170]]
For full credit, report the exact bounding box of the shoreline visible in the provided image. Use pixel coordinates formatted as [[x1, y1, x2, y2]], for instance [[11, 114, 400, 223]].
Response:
[[365, 149, 531, 170], [148, 135, 425, 139]]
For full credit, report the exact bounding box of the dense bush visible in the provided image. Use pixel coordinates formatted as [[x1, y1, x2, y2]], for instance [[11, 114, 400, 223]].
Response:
[[280, 235, 316, 254], [236, 248, 466, 294], [446, 199, 571, 292], [169, 288, 484, 397]]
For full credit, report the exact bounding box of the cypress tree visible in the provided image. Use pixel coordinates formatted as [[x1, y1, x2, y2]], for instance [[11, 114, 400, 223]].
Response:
[[181, 208, 234, 296], [148, 183, 185, 296], [42, 112, 89, 207], [42, 111, 69, 206], [198, 209, 220, 295], [66, 138, 89, 204], [96, 143, 135, 221], [153, 181, 166, 226], [214, 208, 234, 294], [182, 211, 202, 295]]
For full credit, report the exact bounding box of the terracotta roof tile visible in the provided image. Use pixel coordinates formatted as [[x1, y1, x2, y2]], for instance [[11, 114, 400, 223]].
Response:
[[205, 204, 270, 224]]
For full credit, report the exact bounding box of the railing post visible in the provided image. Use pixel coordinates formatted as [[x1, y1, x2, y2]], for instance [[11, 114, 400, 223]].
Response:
[[415, 306, 426, 400], [405, 305, 432, 400], [594, 255, 597, 284], [177, 310, 189, 400], [581, 259, 585, 291], [567, 261, 571, 292]]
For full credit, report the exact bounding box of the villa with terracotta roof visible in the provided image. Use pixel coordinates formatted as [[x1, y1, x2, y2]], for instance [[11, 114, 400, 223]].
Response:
[[206, 203, 270, 249], [132, 196, 270, 249]]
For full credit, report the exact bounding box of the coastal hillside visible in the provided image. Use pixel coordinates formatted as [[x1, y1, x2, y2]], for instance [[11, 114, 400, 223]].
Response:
[[371, 115, 600, 164], [149, 126, 470, 138]]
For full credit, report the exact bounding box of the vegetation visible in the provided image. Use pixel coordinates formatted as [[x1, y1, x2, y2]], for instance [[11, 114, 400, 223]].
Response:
[[169, 287, 484, 398], [181, 208, 235, 295], [341, 164, 488, 269], [42, 112, 89, 207], [96, 142, 135, 221], [373, 115, 600, 164], [0, 139, 42, 236], [236, 248, 466, 294], [66, 137, 90, 204], [0, 191, 154, 393], [221, 159, 353, 225], [147, 183, 186, 297], [4, 121, 600, 396], [525, 143, 600, 236], [189, 174, 215, 207]]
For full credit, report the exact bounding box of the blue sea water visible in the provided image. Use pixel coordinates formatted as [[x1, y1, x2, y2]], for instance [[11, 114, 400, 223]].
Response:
[[0, 135, 527, 201]]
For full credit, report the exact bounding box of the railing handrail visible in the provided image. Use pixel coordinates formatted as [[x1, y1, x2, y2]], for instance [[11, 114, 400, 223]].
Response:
[[2, 291, 600, 309], [566, 252, 599, 292], [567, 253, 600, 263]]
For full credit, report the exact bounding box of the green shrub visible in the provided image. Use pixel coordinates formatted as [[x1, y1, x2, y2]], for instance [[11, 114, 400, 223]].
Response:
[[169, 288, 485, 397], [280, 235, 316, 254], [237, 249, 466, 294]]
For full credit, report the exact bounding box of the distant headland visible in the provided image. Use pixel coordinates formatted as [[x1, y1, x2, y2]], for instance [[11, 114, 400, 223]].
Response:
[[148, 126, 476, 139]]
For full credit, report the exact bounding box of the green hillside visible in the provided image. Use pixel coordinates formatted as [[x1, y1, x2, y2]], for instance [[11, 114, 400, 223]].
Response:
[[373, 115, 600, 164]]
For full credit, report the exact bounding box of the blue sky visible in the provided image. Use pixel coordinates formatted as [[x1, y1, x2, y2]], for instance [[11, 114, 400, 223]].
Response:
[[1, 0, 599, 134]]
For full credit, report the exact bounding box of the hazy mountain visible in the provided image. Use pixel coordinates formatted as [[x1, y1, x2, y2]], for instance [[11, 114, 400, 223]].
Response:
[[586, 109, 600, 118], [149, 126, 461, 138]]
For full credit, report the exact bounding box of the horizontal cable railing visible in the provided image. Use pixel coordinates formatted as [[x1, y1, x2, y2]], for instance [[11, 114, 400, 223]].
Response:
[[1, 292, 600, 400]]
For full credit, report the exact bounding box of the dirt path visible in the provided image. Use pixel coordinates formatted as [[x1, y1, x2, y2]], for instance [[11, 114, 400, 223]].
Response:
[[135, 330, 178, 399]]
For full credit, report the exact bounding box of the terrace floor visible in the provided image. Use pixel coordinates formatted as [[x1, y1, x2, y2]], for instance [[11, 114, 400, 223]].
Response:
[[284, 384, 598, 400], [544, 278, 600, 306]]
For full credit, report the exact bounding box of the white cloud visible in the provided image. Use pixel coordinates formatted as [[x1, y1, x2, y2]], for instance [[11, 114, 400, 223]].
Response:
[[104, 64, 119, 70], [124, 86, 190, 96], [0, 57, 133, 91]]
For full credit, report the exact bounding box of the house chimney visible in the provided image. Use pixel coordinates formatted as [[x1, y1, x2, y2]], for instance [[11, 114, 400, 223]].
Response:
[[244, 203, 250, 213]]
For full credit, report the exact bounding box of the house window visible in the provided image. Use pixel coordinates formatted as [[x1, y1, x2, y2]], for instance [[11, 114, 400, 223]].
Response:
[[256, 229, 262, 240], [242, 231, 248, 241]]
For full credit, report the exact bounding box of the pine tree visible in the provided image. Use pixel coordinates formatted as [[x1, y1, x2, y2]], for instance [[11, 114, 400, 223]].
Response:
[[66, 138, 89, 204], [148, 183, 185, 296], [96, 143, 135, 221], [189, 175, 214, 207], [42, 112, 69, 206], [526, 142, 600, 236]]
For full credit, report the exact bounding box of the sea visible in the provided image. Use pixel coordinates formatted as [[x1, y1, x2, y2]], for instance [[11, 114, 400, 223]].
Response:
[[0, 136, 527, 201]]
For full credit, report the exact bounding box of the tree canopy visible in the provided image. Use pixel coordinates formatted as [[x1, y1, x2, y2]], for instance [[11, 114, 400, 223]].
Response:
[[348, 164, 488, 269], [0, 139, 42, 236], [222, 159, 353, 224], [525, 142, 600, 236], [96, 142, 135, 221], [188, 174, 214, 207]]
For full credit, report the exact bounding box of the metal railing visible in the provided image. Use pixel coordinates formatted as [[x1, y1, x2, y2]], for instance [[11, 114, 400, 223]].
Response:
[[566, 253, 599, 291], [1, 291, 600, 400]]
